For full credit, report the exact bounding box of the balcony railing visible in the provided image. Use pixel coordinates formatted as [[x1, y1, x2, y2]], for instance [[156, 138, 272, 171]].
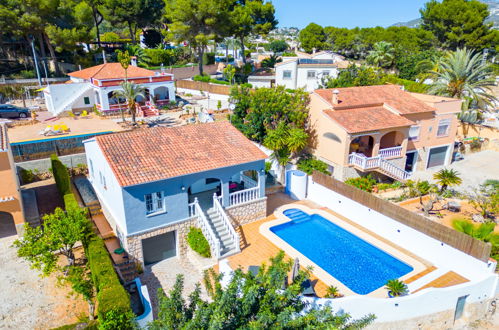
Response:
[[229, 186, 260, 206], [348, 152, 411, 181], [379, 146, 403, 158]]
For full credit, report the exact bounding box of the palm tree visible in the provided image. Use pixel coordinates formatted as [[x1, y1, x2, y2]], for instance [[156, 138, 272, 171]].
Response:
[[113, 81, 145, 125], [124, 44, 151, 67], [261, 54, 282, 68], [366, 41, 395, 68], [428, 48, 497, 108], [452, 219, 499, 245], [433, 168, 462, 192]]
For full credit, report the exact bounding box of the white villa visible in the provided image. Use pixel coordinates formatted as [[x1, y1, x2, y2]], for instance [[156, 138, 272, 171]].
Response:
[[43, 63, 175, 117]]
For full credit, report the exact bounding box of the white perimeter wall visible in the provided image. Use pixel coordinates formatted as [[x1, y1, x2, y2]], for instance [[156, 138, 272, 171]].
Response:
[[302, 176, 498, 322], [176, 88, 230, 101]]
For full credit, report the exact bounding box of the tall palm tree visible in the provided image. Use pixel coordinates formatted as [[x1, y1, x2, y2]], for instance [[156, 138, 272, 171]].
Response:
[[433, 168, 462, 192], [113, 81, 145, 125], [124, 44, 151, 67], [428, 48, 497, 108], [366, 41, 395, 68]]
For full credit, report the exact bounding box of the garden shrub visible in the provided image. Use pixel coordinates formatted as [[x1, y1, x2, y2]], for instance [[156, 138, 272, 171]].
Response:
[[297, 157, 331, 175], [203, 52, 216, 65], [85, 235, 132, 323], [376, 183, 392, 191], [187, 227, 211, 258], [282, 51, 297, 57], [20, 168, 36, 184], [193, 74, 230, 85], [345, 175, 377, 192], [144, 48, 172, 66], [51, 154, 71, 196]]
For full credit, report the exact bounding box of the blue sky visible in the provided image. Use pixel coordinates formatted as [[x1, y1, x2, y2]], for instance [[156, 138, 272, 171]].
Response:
[[272, 0, 429, 29]]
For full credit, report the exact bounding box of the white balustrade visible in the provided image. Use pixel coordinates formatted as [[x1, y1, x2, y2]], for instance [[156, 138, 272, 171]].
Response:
[[379, 146, 403, 158], [213, 194, 240, 254], [229, 187, 260, 206], [188, 202, 196, 218], [349, 152, 411, 181], [193, 198, 220, 259]]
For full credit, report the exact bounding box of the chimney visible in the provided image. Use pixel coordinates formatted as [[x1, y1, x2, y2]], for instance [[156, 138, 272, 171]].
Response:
[[332, 89, 340, 105], [130, 56, 137, 66], [312, 47, 316, 54]]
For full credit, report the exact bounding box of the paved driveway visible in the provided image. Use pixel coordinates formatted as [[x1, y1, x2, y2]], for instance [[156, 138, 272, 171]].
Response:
[[411, 150, 499, 191]]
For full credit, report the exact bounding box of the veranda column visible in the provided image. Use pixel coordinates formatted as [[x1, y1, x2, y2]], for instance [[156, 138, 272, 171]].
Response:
[[221, 181, 230, 207], [258, 169, 266, 198]]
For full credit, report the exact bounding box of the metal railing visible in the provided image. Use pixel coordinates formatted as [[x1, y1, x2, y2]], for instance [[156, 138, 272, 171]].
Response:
[[193, 198, 220, 259], [379, 146, 403, 158], [229, 186, 260, 206], [213, 194, 240, 254]]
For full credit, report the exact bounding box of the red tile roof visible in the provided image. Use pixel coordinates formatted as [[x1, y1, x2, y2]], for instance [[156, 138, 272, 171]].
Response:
[[68, 63, 156, 80], [324, 106, 415, 133], [96, 122, 268, 187], [315, 85, 436, 114]]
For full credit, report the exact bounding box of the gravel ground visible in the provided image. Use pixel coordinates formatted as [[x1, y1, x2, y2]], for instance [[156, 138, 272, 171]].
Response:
[[0, 234, 86, 329]]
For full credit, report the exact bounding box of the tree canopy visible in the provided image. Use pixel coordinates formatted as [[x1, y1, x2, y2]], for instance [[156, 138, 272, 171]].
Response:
[[299, 23, 326, 53], [421, 0, 499, 50], [149, 252, 375, 329]]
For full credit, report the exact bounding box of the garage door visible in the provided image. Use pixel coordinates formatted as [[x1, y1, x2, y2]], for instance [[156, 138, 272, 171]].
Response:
[[427, 146, 448, 168], [142, 231, 176, 265]]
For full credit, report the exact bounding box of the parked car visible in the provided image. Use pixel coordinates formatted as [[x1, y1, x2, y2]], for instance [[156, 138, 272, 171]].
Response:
[[0, 104, 30, 118]]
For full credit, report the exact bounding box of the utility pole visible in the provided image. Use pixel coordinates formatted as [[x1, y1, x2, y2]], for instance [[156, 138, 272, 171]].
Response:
[[30, 37, 42, 87]]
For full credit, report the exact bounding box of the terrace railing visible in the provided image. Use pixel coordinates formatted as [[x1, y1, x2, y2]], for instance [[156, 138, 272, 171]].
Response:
[[348, 152, 411, 181], [229, 186, 260, 206], [193, 198, 220, 259], [213, 194, 240, 254], [379, 146, 403, 158]]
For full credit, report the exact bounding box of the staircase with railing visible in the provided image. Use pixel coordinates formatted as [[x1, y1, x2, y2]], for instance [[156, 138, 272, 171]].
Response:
[[53, 83, 93, 115], [348, 152, 411, 181], [191, 198, 221, 259]]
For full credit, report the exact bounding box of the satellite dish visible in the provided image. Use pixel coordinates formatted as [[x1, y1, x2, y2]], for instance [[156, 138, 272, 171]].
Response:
[[229, 103, 236, 110]]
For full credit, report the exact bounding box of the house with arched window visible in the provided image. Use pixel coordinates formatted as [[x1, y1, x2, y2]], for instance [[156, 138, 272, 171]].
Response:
[[308, 85, 462, 181], [44, 62, 175, 117]]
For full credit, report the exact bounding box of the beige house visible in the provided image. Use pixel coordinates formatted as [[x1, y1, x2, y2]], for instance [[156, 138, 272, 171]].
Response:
[[308, 85, 462, 181], [0, 122, 25, 236]]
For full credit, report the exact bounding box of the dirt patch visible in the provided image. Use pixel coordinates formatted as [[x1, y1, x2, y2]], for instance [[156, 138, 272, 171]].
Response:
[[0, 236, 87, 329], [23, 179, 64, 217]]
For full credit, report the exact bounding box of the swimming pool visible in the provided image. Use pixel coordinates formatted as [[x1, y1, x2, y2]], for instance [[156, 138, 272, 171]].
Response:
[[270, 208, 413, 295]]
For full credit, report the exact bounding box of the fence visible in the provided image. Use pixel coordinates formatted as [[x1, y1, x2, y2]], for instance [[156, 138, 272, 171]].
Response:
[[0, 77, 69, 85], [311, 172, 491, 262], [166, 64, 218, 80], [11, 131, 113, 162], [176, 79, 232, 95]]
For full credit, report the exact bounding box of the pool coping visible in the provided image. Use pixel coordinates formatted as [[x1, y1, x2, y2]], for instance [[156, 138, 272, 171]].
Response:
[[259, 204, 428, 298]]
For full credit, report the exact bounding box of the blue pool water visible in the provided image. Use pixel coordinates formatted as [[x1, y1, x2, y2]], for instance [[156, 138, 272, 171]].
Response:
[[271, 209, 413, 295]]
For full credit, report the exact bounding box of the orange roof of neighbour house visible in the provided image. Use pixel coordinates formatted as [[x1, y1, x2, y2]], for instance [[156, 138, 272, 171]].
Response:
[[95, 122, 268, 187], [68, 63, 156, 80], [315, 85, 436, 115], [324, 106, 415, 134]]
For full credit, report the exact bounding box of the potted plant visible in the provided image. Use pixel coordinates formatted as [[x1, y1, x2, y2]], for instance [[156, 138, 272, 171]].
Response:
[[325, 285, 343, 298], [385, 279, 408, 298]]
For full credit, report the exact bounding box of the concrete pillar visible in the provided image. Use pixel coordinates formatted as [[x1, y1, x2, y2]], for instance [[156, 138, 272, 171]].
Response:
[[258, 169, 266, 198], [221, 180, 230, 207], [372, 135, 381, 157], [401, 137, 409, 157], [99, 89, 110, 110], [168, 84, 175, 101]]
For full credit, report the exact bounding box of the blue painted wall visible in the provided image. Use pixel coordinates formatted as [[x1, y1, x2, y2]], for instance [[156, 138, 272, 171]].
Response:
[[122, 160, 265, 235]]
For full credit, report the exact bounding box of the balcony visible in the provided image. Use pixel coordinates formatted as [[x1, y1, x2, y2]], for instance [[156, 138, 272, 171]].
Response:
[[378, 146, 403, 158], [348, 152, 411, 181]]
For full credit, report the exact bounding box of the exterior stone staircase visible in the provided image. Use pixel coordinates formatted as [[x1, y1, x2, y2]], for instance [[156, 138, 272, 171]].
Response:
[[348, 152, 411, 182], [205, 207, 239, 258]]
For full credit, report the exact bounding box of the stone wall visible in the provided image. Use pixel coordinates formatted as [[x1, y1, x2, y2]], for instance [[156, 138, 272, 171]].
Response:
[[16, 153, 87, 173], [225, 198, 267, 227], [126, 217, 196, 264]]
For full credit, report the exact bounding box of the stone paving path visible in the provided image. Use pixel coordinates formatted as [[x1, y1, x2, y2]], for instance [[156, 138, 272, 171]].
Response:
[[140, 257, 209, 318]]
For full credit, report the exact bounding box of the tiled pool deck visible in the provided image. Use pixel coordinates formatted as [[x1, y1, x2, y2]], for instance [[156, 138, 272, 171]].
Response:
[[226, 195, 469, 298]]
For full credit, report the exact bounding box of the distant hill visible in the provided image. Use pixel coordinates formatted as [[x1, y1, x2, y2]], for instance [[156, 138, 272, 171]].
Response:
[[392, 0, 499, 29]]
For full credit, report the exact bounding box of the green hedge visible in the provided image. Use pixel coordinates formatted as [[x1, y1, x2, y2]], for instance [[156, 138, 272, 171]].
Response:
[[193, 75, 230, 85], [187, 227, 211, 258], [144, 48, 173, 66], [202, 52, 215, 65], [85, 235, 132, 322], [51, 154, 71, 196]]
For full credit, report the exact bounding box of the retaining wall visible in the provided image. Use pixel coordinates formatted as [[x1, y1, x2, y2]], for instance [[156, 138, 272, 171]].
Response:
[[16, 153, 87, 173]]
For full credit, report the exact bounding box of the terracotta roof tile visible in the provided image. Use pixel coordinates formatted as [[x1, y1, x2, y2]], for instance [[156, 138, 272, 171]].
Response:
[[68, 63, 156, 80], [315, 85, 436, 114], [96, 122, 268, 186], [324, 106, 415, 133]]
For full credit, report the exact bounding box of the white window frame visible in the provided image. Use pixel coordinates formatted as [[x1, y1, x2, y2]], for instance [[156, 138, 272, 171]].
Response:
[[436, 119, 451, 137], [307, 70, 316, 79], [282, 70, 292, 79], [99, 171, 106, 189], [145, 191, 165, 216], [322, 70, 330, 77], [408, 125, 420, 141]]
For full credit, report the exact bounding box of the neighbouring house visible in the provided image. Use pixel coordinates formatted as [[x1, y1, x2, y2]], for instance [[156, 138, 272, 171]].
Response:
[[308, 85, 462, 181], [0, 122, 25, 235], [247, 70, 276, 88], [83, 121, 268, 265], [275, 51, 349, 91], [43, 62, 175, 117]]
